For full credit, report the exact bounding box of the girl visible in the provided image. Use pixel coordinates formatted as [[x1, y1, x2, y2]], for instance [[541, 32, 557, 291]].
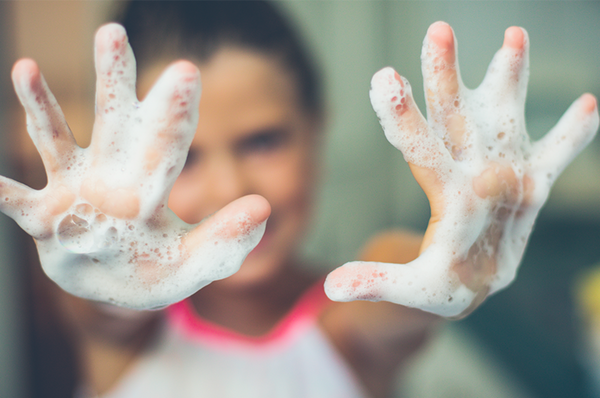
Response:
[[3, 1, 598, 397]]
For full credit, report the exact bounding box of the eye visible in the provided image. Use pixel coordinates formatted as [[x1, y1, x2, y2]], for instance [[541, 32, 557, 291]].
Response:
[[236, 128, 290, 156]]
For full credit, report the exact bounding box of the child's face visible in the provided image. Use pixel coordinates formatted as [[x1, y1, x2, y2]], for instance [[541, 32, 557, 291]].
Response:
[[140, 48, 320, 287]]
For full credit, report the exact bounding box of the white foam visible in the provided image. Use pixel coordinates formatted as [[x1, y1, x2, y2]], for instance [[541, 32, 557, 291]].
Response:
[[37, 208, 265, 309], [325, 24, 599, 317], [3, 24, 267, 310]]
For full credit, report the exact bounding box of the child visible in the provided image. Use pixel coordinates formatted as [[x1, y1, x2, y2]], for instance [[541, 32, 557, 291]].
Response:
[[2, 1, 598, 397]]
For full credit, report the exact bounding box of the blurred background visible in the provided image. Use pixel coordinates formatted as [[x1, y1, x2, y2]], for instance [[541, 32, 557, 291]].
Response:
[[0, 1, 599, 397]]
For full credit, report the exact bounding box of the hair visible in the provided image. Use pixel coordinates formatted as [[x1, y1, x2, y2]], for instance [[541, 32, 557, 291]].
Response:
[[115, 0, 323, 118]]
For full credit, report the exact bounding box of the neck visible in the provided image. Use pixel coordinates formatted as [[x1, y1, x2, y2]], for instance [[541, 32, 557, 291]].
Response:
[[76, 316, 161, 396], [190, 261, 318, 336]]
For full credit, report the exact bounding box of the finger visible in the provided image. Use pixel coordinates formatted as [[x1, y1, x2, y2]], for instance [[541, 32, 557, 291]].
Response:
[[370, 67, 452, 171], [421, 22, 470, 154], [111, 195, 269, 309], [530, 93, 599, 181], [139, 61, 201, 184], [93, 23, 137, 120], [480, 26, 529, 105], [422, 22, 462, 120], [324, 250, 477, 318], [181, 194, 271, 280], [11, 59, 78, 175], [0, 175, 48, 237], [0, 175, 35, 219]]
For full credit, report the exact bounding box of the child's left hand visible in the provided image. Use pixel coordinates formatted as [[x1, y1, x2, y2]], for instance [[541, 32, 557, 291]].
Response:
[[325, 22, 599, 318]]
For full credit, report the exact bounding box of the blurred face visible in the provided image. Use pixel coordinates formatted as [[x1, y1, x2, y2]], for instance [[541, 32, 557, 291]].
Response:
[[139, 48, 320, 288]]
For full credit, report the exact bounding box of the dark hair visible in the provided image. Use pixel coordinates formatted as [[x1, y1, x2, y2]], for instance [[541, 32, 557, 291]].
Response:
[[116, 0, 323, 118]]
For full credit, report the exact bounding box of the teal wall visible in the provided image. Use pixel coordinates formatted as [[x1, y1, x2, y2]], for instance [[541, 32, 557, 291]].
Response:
[[281, 1, 600, 265], [0, 3, 28, 398]]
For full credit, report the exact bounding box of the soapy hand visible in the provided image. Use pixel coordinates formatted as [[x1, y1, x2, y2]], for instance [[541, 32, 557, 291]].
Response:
[[325, 22, 599, 318], [0, 24, 269, 310]]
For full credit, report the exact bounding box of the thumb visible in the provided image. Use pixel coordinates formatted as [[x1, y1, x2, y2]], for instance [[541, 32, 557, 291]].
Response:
[[324, 250, 477, 318], [180, 194, 271, 281], [184, 194, 270, 247]]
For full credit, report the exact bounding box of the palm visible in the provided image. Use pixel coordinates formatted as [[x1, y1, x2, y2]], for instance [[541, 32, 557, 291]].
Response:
[[325, 22, 599, 318], [1, 24, 269, 310]]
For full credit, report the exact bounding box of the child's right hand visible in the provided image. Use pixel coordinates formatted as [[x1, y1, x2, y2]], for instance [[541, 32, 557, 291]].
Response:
[[0, 24, 270, 310]]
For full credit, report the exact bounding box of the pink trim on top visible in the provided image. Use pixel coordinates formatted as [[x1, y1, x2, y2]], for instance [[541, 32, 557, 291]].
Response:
[[166, 279, 331, 350]]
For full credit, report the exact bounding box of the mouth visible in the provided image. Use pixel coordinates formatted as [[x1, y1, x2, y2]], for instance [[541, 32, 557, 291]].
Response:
[[248, 217, 274, 256]]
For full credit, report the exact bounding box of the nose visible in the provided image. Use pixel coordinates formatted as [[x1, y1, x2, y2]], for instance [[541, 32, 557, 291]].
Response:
[[203, 153, 248, 214], [169, 149, 250, 225]]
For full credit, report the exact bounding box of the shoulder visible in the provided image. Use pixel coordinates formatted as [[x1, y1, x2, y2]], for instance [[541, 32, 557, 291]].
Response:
[[358, 229, 423, 264]]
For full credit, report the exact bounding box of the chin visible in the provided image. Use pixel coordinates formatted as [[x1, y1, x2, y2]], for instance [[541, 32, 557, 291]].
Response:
[[211, 245, 283, 291]]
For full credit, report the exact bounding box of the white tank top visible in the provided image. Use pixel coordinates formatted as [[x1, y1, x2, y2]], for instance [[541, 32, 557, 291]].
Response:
[[98, 282, 369, 398]]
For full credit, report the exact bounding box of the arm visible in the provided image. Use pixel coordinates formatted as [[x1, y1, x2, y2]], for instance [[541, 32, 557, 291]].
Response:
[[322, 230, 438, 398]]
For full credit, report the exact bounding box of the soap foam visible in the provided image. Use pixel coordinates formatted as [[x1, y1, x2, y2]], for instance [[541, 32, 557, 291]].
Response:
[[38, 208, 264, 309], [3, 24, 267, 310], [325, 24, 599, 317]]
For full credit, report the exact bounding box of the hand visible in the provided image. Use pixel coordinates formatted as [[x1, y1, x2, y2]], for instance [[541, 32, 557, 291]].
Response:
[[325, 22, 599, 318], [0, 24, 270, 310]]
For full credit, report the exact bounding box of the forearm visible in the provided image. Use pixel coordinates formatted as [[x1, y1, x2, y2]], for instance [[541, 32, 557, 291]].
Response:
[[56, 292, 162, 394], [322, 299, 440, 398], [321, 229, 441, 397], [57, 290, 162, 347]]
